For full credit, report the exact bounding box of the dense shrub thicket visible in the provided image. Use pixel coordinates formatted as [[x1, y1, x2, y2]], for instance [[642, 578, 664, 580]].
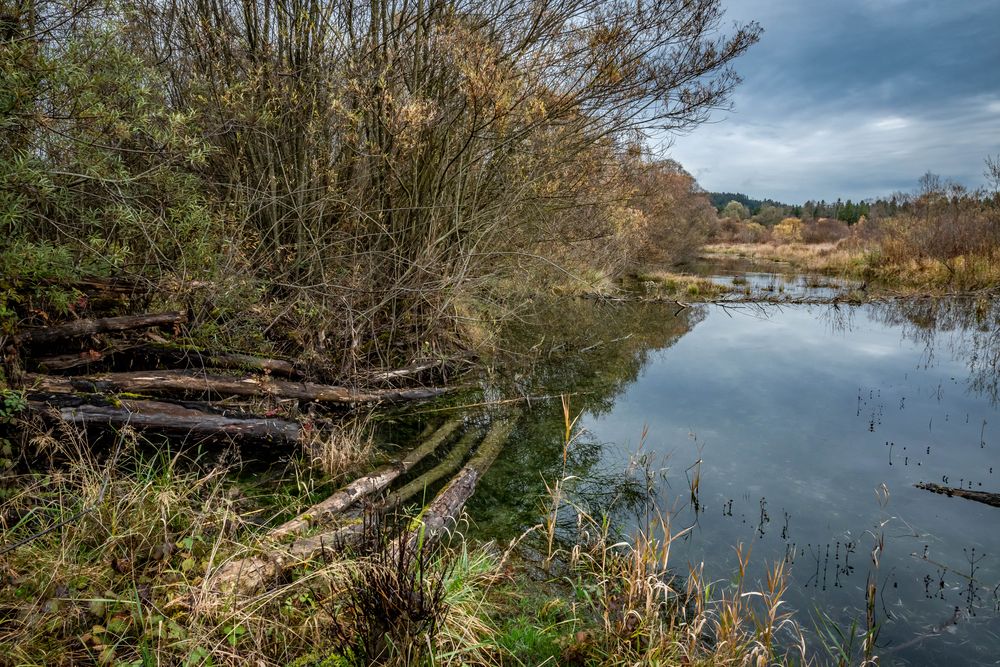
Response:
[[0, 0, 748, 367]]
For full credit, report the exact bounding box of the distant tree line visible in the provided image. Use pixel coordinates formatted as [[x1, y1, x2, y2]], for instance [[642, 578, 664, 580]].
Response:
[[712, 194, 873, 226], [707, 192, 789, 216], [711, 169, 1000, 262]]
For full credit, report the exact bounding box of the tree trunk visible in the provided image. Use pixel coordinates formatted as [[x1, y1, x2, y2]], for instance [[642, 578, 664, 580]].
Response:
[[269, 419, 462, 540], [209, 416, 517, 595], [22, 370, 455, 404], [32, 398, 302, 445], [15, 312, 187, 345]]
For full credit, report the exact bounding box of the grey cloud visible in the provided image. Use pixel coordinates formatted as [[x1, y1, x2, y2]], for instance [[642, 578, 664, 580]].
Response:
[[666, 0, 1000, 201]]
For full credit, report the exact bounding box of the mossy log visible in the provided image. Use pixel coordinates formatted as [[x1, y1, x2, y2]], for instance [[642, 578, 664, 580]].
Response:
[[15, 311, 187, 345], [201, 353, 299, 378], [30, 397, 302, 445], [32, 344, 301, 379], [268, 419, 463, 540], [22, 370, 454, 404], [210, 417, 517, 595], [915, 482, 1000, 508], [397, 417, 517, 552], [383, 429, 480, 510]]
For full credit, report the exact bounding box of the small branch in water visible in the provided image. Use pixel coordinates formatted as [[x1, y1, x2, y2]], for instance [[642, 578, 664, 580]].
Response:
[[409, 393, 581, 414], [914, 482, 1000, 508], [580, 334, 633, 353]]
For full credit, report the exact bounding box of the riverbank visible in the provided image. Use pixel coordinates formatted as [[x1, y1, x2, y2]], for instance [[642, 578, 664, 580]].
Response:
[[6, 265, 996, 664], [0, 405, 808, 665], [703, 241, 1000, 294]]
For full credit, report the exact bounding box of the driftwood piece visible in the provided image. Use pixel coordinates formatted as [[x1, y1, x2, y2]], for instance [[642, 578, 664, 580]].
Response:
[[397, 417, 516, 551], [369, 360, 443, 383], [915, 482, 1000, 508], [35, 399, 302, 445], [22, 370, 455, 404], [16, 312, 187, 345], [268, 419, 462, 540]]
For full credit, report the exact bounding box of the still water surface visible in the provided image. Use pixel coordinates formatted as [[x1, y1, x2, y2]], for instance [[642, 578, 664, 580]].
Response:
[[470, 293, 1000, 665]]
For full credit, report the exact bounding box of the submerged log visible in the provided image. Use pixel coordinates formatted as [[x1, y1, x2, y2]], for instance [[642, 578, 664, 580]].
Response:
[[383, 429, 480, 510], [915, 482, 1000, 508], [211, 417, 517, 595], [34, 398, 302, 445], [22, 370, 455, 404], [398, 417, 517, 551], [268, 419, 463, 540], [16, 311, 187, 345]]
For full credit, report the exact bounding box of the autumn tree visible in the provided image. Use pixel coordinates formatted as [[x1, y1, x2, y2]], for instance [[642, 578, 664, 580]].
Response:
[[3, 0, 761, 365], [627, 158, 718, 266], [721, 200, 751, 220]]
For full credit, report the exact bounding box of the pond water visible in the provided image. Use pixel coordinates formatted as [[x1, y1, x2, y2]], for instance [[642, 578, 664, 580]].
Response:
[[467, 294, 1000, 665], [690, 255, 861, 300], [706, 270, 856, 299]]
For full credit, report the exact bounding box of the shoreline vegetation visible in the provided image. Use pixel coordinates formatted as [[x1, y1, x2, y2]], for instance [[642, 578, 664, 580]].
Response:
[[1, 0, 998, 663]]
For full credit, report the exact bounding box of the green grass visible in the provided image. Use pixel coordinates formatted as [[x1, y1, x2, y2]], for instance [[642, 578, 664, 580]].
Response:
[[634, 270, 731, 300], [0, 408, 831, 666]]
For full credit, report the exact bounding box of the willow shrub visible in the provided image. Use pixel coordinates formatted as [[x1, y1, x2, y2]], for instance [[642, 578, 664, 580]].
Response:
[[3, 0, 758, 368]]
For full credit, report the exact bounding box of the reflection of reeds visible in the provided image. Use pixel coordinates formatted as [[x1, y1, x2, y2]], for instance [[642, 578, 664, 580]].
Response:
[[813, 486, 888, 666], [685, 456, 702, 512]]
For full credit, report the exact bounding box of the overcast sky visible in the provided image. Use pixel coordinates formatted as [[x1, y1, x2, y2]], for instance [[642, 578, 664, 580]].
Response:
[[666, 0, 1000, 204]]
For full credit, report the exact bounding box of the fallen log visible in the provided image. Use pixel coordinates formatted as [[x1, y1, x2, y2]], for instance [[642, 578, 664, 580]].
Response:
[[32, 344, 300, 379], [16, 311, 187, 346], [33, 350, 107, 372], [22, 370, 455, 404], [209, 418, 516, 595], [202, 353, 300, 378], [268, 419, 463, 540], [915, 482, 1000, 508], [209, 421, 466, 594], [211, 521, 366, 595], [383, 429, 480, 510], [397, 416, 517, 552], [36, 399, 302, 445]]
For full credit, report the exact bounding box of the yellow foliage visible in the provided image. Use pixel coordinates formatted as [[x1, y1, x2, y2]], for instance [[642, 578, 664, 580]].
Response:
[[772, 217, 803, 243]]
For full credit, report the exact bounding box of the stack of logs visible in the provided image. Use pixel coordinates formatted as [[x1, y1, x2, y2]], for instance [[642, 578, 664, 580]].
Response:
[[211, 416, 518, 594], [13, 309, 458, 448], [7, 293, 519, 597]]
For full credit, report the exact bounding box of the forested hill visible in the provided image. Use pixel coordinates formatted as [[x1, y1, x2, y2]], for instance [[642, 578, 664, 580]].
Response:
[[708, 192, 792, 214]]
